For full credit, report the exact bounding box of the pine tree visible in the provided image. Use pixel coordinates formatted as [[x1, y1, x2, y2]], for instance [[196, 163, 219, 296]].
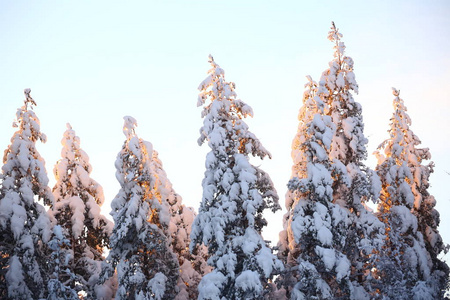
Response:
[[190, 56, 283, 300], [100, 116, 179, 300], [51, 123, 113, 298], [375, 88, 449, 299], [151, 150, 210, 299], [278, 76, 354, 299], [0, 89, 53, 299], [46, 225, 79, 300], [317, 22, 385, 297]]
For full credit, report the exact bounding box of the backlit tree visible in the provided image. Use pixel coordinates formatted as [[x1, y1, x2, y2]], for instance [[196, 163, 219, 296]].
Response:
[[278, 76, 354, 299], [100, 116, 179, 300], [318, 22, 385, 297], [375, 88, 449, 299], [51, 123, 113, 298], [0, 89, 53, 299]]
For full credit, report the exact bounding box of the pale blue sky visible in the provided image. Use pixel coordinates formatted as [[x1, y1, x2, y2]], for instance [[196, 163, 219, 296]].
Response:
[[0, 1, 449, 262]]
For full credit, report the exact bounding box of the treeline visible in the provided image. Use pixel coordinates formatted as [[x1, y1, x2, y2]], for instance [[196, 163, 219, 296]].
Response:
[[0, 23, 448, 300]]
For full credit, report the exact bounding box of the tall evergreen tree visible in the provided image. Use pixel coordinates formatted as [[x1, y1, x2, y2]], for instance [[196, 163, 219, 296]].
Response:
[[190, 55, 283, 300], [375, 88, 449, 299], [278, 76, 355, 299], [151, 150, 210, 299], [51, 123, 113, 298], [0, 89, 53, 299], [101, 116, 179, 300], [317, 22, 385, 297]]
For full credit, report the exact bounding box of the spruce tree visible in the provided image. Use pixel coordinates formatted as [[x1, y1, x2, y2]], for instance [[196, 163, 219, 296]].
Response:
[[51, 123, 113, 298], [46, 225, 79, 300], [375, 88, 449, 299], [190, 55, 283, 300], [0, 89, 53, 299], [278, 76, 354, 299], [101, 116, 179, 300], [151, 150, 210, 299], [318, 22, 385, 297]]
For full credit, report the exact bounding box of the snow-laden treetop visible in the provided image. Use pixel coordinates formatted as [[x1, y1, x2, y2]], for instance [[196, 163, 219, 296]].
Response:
[[10, 88, 47, 144], [122, 115, 138, 139], [197, 55, 271, 160], [322, 22, 358, 95], [196, 54, 253, 117]]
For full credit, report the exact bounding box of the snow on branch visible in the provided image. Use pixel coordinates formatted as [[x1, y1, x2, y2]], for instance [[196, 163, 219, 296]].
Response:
[[123, 115, 138, 139], [24, 88, 37, 108]]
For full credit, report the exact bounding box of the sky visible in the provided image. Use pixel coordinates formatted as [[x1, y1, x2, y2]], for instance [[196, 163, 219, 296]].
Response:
[[0, 1, 449, 264]]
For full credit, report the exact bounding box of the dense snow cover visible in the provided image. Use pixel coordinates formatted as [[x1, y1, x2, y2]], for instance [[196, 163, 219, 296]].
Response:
[[0, 89, 54, 299], [278, 23, 388, 299], [279, 75, 354, 298], [0, 25, 448, 300], [46, 225, 80, 300], [191, 55, 283, 299], [375, 88, 449, 298], [318, 23, 386, 297], [100, 117, 180, 299], [51, 123, 113, 298]]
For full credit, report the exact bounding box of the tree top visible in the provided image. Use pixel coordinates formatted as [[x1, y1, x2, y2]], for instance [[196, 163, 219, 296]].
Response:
[[123, 115, 137, 139], [24, 88, 37, 109]]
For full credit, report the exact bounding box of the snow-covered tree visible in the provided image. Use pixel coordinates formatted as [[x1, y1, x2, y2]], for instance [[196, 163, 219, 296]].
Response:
[[375, 88, 449, 299], [278, 76, 355, 299], [151, 150, 210, 299], [51, 123, 113, 298], [0, 89, 53, 299], [46, 225, 79, 300], [190, 55, 283, 300], [316, 22, 385, 297], [100, 116, 179, 300]]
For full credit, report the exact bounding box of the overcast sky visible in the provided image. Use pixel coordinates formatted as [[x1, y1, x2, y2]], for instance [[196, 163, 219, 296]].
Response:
[[0, 0, 449, 263]]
